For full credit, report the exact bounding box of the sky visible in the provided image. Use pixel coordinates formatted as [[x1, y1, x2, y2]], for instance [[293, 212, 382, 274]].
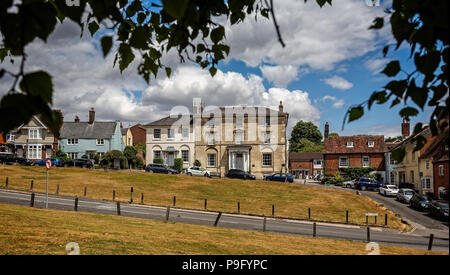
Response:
[[0, 0, 432, 139]]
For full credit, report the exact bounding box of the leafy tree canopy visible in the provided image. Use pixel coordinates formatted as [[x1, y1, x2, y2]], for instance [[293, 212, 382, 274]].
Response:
[[289, 120, 323, 152]]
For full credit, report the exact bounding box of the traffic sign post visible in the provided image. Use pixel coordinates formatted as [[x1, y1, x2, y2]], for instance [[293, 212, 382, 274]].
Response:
[[45, 159, 52, 209]]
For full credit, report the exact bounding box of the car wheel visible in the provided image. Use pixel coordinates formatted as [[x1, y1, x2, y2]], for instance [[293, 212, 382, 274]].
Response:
[[187, 172, 192, 176], [361, 186, 367, 191]]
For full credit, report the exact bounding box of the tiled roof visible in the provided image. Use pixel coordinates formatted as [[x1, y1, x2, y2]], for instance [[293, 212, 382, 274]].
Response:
[[121, 128, 128, 136], [144, 115, 193, 127], [60, 122, 117, 139], [323, 135, 385, 154], [289, 152, 323, 161]]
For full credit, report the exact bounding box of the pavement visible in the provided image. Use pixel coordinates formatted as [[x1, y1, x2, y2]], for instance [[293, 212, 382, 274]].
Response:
[[293, 179, 449, 239], [0, 188, 448, 253]]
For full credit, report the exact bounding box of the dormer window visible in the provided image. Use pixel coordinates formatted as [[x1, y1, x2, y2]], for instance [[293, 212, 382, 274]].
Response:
[[7, 134, 15, 142], [96, 139, 104, 145], [368, 141, 375, 147], [346, 141, 353, 148], [28, 129, 41, 139]]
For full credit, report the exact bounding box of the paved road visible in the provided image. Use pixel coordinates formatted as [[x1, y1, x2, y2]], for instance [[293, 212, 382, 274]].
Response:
[[294, 180, 449, 237], [0, 189, 448, 253]]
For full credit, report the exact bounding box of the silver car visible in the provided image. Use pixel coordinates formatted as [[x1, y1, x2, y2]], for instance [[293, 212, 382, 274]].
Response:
[[379, 185, 399, 197], [343, 179, 356, 189], [186, 166, 211, 177], [396, 188, 415, 203]]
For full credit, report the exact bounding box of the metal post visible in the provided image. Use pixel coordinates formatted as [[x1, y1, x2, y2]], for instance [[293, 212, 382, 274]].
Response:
[[366, 227, 370, 243], [165, 206, 170, 221], [113, 190, 116, 201], [346, 210, 349, 224], [366, 215, 369, 225], [56, 184, 59, 195], [385, 214, 388, 226], [374, 216, 377, 224], [308, 208, 311, 219], [130, 187, 134, 204], [141, 192, 144, 204], [5, 177, 8, 187], [238, 201, 240, 214], [83, 186, 87, 197], [428, 234, 434, 251], [313, 222, 316, 237], [117, 202, 121, 216], [204, 199, 207, 210], [173, 196, 176, 207], [30, 180, 34, 190], [74, 197, 79, 211], [272, 205, 275, 217], [30, 193, 35, 207], [214, 212, 222, 227], [263, 217, 267, 232], [46, 169, 49, 209]]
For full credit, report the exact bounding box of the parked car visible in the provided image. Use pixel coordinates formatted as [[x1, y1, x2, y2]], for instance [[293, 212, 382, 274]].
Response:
[[34, 158, 61, 167], [186, 166, 210, 177], [396, 188, 415, 203], [264, 173, 293, 183], [145, 163, 178, 174], [428, 200, 449, 220], [0, 152, 17, 165], [378, 185, 399, 197], [63, 159, 93, 168], [409, 193, 431, 211], [16, 157, 33, 166], [343, 179, 356, 189], [226, 169, 256, 180], [314, 174, 323, 181], [355, 177, 385, 191]]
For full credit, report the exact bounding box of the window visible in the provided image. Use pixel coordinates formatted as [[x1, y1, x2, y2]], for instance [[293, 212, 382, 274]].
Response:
[[262, 153, 272, 166], [425, 160, 430, 170], [127, 137, 131, 145], [27, 145, 42, 159], [412, 151, 415, 161], [236, 116, 243, 128], [154, 129, 161, 139], [207, 119, 215, 128], [368, 141, 375, 147], [6, 134, 15, 142], [67, 139, 78, 145], [153, 150, 161, 159], [263, 132, 270, 144], [264, 116, 271, 127], [339, 157, 349, 167], [96, 139, 104, 145], [438, 187, 447, 199], [313, 159, 322, 168], [439, 165, 444, 176], [207, 133, 215, 145], [207, 153, 216, 167], [182, 128, 189, 139], [181, 150, 189, 163], [28, 129, 41, 139], [235, 130, 244, 144], [167, 129, 175, 139], [389, 153, 396, 165], [68, 152, 78, 159], [346, 141, 353, 148], [422, 177, 431, 190], [362, 156, 370, 167]]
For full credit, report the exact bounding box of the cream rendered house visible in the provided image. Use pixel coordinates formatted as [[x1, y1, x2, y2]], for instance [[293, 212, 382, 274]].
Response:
[[144, 115, 195, 168]]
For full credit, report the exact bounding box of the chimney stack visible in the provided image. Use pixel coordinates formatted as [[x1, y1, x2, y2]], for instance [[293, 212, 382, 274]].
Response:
[[324, 122, 329, 139], [88, 108, 95, 125], [279, 101, 284, 113], [74, 115, 80, 123], [402, 119, 410, 138]]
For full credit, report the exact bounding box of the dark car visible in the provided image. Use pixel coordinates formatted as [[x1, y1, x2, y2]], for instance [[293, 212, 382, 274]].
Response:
[[34, 158, 61, 167], [265, 173, 293, 183], [429, 200, 449, 220], [226, 169, 256, 180], [0, 152, 16, 164], [355, 177, 385, 191], [63, 159, 93, 168], [16, 157, 33, 166], [409, 193, 431, 211], [145, 163, 178, 174]]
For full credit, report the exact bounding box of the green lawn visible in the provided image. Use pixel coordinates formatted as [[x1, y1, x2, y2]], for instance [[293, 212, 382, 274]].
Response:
[[0, 203, 442, 255], [0, 164, 410, 230]]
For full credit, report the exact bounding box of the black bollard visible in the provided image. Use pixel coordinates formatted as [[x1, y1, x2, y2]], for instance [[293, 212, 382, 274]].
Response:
[[74, 197, 79, 211], [30, 193, 35, 207], [117, 202, 121, 216]]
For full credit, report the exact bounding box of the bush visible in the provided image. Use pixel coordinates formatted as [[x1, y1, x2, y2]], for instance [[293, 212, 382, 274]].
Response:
[[153, 158, 164, 164], [194, 159, 201, 167], [174, 158, 184, 172], [321, 173, 344, 185], [339, 167, 376, 180]]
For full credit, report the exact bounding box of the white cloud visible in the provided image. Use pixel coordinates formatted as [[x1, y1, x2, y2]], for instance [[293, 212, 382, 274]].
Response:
[[364, 58, 390, 74], [259, 65, 302, 88], [321, 95, 345, 109], [323, 76, 354, 90]]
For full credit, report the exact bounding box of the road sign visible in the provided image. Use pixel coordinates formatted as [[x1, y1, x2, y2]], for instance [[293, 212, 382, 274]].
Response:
[[45, 159, 52, 170], [45, 159, 51, 208]]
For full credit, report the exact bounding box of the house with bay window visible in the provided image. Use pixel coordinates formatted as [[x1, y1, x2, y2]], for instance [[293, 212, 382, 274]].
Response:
[[58, 108, 124, 160], [5, 115, 58, 160], [322, 122, 386, 181]]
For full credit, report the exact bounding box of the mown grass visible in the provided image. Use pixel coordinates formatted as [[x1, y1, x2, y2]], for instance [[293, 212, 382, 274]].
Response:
[[0, 165, 409, 230], [0, 203, 442, 255]]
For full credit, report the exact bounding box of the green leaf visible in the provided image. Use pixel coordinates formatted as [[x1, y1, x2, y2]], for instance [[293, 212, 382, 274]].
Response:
[[129, 26, 150, 50], [88, 21, 99, 36], [348, 106, 364, 122], [118, 43, 135, 73], [391, 147, 406, 163], [165, 67, 172, 78], [19, 71, 53, 103], [209, 67, 217, 77], [381, 60, 401, 77], [210, 26, 225, 44], [369, 17, 384, 29], [100, 36, 113, 57], [406, 80, 427, 110], [126, 0, 143, 17], [399, 107, 419, 119], [162, 0, 190, 19]]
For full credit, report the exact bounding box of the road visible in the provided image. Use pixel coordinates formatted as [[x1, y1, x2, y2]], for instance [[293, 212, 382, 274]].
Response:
[[0, 189, 448, 253]]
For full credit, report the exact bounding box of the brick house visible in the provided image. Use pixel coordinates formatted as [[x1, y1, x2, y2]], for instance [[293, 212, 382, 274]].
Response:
[[289, 152, 323, 179], [0, 134, 6, 152], [323, 122, 386, 181], [130, 124, 146, 146]]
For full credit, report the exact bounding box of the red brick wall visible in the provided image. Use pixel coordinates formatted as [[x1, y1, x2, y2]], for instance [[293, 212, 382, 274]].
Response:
[[290, 160, 312, 170], [433, 161, 449, 199], [130, 125, 146, 145], [324, 153, 385, 173]]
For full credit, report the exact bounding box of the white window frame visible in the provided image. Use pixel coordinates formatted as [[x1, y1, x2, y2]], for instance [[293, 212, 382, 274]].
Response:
[[264, 116, 271, 127], [153, 129, 161, 140], [96, 139, 104, 146], [422, 177, 431, 190], [339, 157, 349, 168], [262, 153, 272, 167], [236, 116, 243, 129], [207, 133, 215, 145], [368, 141, 375, 147], [167, 128, 175, 139], [235, 130, 244, 144], [362, 156, 370, 167], [27, 145, 42, 159], [263, 132, 270, 144], [438, 165, 444, 176], [67, 138, 79, 145], [182, 128, 189, 139], [313, 159, 322, 169], [28, 129, 41, 140], [7, 134, 15, 142], [181, 150, 189, 163], [346, 141, 354, 148], [68, 152, 78, 159], [425, 160, 430, 170], [207, 119, 215, 128], [153, 150, 161, 160], [207, 153, 216, 167]]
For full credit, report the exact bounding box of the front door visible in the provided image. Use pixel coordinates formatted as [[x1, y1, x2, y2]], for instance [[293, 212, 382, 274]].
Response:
[[167, 153, 174, 167], [235, 153, 244, 170]]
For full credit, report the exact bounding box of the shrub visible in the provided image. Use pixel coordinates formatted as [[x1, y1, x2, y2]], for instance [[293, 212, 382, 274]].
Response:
[[339, 167, 376, 180], [174, 158, 184, 172], [153, 158, 164, 164], [321, 173, 344, 185], [194, 159, 201, 167]]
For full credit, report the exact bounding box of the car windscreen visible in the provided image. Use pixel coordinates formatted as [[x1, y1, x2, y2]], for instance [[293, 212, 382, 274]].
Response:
[[437, 203, 449, 209], [404, 191, 414, 195]]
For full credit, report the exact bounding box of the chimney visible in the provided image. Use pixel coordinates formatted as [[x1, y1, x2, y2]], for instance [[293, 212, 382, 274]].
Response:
[[88, 108, 95, 124], [120, 122, 123, 128], [74, 115, 80, 123], [279, 101, 284, 113], [324, 122, 329, 139], [402, 119, 410, 138]]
